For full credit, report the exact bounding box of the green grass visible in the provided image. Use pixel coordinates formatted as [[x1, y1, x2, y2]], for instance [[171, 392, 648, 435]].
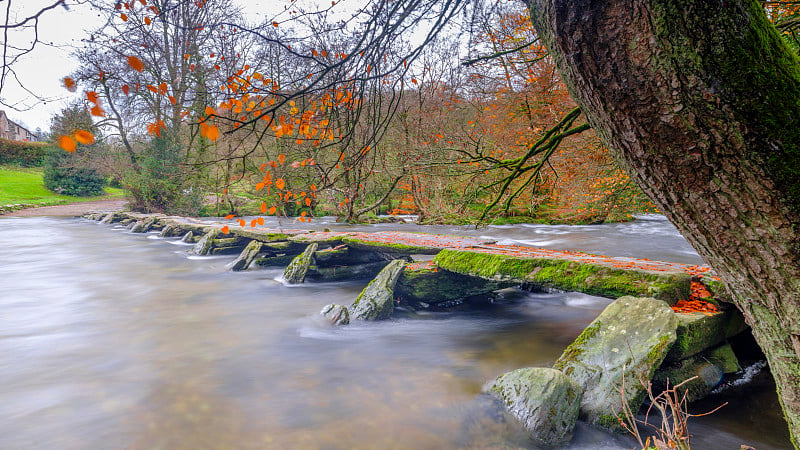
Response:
[[0, 165, 125, 206]]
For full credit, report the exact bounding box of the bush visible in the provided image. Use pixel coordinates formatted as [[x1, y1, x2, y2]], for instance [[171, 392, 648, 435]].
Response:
[[43, 147, 106, 196], [0, 138, 49, 166]]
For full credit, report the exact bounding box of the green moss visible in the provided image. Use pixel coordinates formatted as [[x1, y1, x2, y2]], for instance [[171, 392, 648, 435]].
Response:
[[554, 322, 603, 370], [341, 237, 439, 255], [594, 414, 623, 432], [665, 310, 748, 362], [651, 0, 800, 215], [434, 249, 690, 302], [434, 249, 539, 280]]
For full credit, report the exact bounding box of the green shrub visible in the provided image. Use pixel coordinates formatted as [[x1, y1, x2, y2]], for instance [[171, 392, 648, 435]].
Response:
[[0, 138, 49, 166], [43, 147, 105, 196]]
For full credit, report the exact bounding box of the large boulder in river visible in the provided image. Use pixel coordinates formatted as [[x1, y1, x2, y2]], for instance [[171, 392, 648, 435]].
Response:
[[487, 367, 582, 447], [283, 243, 318, 284], [350, 259, 406, 320], [553, 296, 678, 430]]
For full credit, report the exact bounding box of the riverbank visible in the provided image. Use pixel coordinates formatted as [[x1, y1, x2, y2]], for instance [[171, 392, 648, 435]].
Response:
[[0, 199, 127, 217]]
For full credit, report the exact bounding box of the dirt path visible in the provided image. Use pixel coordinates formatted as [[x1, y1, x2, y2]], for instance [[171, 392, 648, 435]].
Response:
[[0, 199, 128, 217]]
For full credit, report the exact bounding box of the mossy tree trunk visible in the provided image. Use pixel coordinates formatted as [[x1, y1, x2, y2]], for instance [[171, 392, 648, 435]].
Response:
[[528, 0, 800, 445]]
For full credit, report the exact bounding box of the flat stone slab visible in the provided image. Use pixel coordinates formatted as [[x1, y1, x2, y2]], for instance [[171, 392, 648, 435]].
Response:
[[434, 248, 692, 302]]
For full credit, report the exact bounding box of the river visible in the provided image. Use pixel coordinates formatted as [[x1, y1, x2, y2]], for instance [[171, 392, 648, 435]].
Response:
[[0, 214, 791, 449]]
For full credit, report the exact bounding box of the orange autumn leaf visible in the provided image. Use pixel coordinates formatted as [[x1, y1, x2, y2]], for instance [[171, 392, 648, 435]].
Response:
[[277, 153, 286, 165], [275, 178, 285, 190], [128, 56, 145, 72], [63, 77, 77, 92], [257, 217, 264, 225], [260, 202, 267, 213], [255, 182, 265, 191], [86, 91, 100, 103], [220, 226, 230, 234], [90, 105, 106, 117], [204, 125, 220, 141], [269, 206, 276, 214], [74, 130, 95, 145], [58, 135, 77, 153], [305, 197, 312, 206], [121, 84, 130, 95], [224, 214, 235, 219], [120, 13, 128, 21]]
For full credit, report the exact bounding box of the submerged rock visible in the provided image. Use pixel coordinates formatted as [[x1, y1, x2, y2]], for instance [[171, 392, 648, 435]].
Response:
[[487, 367, 582, 447], [283, 243, 318, 284], [192, 229, 219, 255], [227, 240, 262, 271], [350, 259, 406, 320], [553, 296, 678, 430], [320, 304, 350, 325]]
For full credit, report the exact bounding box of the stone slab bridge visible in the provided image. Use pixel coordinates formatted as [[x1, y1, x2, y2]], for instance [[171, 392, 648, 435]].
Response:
[[85, 210, 754, 439]]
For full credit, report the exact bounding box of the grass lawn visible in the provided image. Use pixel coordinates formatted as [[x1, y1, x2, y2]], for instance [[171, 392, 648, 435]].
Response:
[[0, 165, 125, 206]]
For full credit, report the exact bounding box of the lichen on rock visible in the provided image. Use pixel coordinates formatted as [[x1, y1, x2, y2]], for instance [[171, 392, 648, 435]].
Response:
[[350, 259, 406, 320], [227, 240, 262, 271], [283, 243, 318, 284], [553, 296, 679, 430]]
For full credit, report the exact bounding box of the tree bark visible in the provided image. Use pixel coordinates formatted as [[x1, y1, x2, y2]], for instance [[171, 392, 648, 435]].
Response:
[[528, 0, 800, 445]]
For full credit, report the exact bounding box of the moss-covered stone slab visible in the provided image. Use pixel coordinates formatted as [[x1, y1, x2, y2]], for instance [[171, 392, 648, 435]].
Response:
[[653, 342, 740, 403], [227, 240, 262, 272], [553, 296, 678, 430], [665, 309, 748, 363], [288, 231, 348, 246], [487, 367, 582, 447], [320, 304, 350, 325], [350, 259, 406, 320], [342, 231, 495, 255], [434, 248, 691, 303], [396, 261, 515, 305], [283, 243, 318, 284], [229, 228, 292, 242], [180, 231, 194, 243]]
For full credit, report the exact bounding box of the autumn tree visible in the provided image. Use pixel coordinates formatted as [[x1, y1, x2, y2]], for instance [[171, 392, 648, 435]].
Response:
[[528, 0, 800, 444]]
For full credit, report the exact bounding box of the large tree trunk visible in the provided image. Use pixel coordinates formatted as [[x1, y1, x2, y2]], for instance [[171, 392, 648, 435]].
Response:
[[528, 0, 800, 445]]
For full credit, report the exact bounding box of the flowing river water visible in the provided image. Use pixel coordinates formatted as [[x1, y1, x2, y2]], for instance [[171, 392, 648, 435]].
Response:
[[0, 214, 791, 449]]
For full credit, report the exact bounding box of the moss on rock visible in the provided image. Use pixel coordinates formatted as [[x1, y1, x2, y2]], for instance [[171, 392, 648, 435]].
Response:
[[665, 309, 748, 363], [434, 249, 691, 302]]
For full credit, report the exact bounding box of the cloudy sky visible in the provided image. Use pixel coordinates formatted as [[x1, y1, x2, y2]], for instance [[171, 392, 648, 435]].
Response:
[[0, 0, 291, 133]]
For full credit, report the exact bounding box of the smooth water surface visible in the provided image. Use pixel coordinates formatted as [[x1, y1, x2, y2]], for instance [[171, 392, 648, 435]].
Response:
[[0, 216, 790, 449]]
